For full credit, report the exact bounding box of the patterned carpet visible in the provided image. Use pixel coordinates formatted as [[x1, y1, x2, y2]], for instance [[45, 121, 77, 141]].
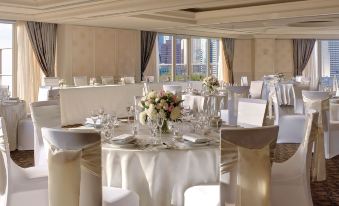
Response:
[[11, 144, 339, 205]]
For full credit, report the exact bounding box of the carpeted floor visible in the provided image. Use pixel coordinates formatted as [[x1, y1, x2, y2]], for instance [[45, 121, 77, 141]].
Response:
[[11, 144, 339, 205]]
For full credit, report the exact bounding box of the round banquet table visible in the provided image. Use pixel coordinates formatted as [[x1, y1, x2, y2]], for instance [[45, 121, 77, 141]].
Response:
[[0, 100, 26, 151], [101, 125, 220, 206]]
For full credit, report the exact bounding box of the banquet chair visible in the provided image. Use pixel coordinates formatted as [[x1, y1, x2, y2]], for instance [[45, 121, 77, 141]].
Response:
[[184, 125, 279, 206], [101, 76, 114, 85], [121, 76, 135, 84], [38, 86, 51, 101], [43, 77, 59, 87], [0, 117, 48, 206], [271, 111, 318, 206], [293, 84, 309, 114], [237, 98, 267, 127], [249, 80, 264, 99], [240, 76, 248, 86], [163, 84, 182, 95], [41, 128, 139, 206], [302, 91, 329, 180], [224, 86, 249, 125], [30, 100, 61, 166], [74, 76, 88, 86], [327, 99, 339, 158]]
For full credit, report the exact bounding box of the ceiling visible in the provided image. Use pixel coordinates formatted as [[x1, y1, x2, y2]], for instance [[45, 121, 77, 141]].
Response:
[[1, 0, 339, 38]]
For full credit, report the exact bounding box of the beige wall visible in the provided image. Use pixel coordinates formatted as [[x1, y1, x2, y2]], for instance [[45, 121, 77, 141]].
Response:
[[232, 38, 294, 84], [56, 24, 141, 84]]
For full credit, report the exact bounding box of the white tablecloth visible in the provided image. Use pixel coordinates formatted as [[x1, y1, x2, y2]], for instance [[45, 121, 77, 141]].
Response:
[[277, 83, 294, 105], [0, 101, 26, 151], [182, 94, 228, 112], [100, 125, 220, 206]]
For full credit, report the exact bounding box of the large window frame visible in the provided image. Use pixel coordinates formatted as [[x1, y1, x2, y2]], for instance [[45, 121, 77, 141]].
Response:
[[157, 33, 219, 82]]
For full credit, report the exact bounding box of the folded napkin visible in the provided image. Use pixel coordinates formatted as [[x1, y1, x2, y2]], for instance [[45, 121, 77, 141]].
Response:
[[183, 133, 209, 143], [111, 134, 134, 143], [85, 118, 101, 125], [2, 99, 19, 104]]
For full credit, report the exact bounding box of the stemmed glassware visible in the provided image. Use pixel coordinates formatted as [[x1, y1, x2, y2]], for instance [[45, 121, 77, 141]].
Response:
[[90, 110, 99, 129], [147, 118, 158, 144], [156, 114, 165, 144]]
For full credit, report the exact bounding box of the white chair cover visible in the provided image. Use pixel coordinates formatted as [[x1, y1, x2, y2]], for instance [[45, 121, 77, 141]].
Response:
[[43, 77, 59, 87], [42, 128, 139, 206], [293, 84, 309, 114], [237, 98, 267, 127], [271, 111, 318, 206], [30, 101, 61, 166], [249, 81, 263, 99], [101, 76, 114, 85], [0, 117, 48, 206], [74, 76, 88, 87], [302, 91, 330, 181], [38, 86, 51, 101], [144, 76, 154, 83], [227, 86, 249, 125], [184, 126, 278, 206], [327, 99, 339, 159], [240, 76, 248, 86], [42, 128, 102, 206], [220, 126, 278, 206], [122, 77, 135, 84], [163, 85, 182, 95]]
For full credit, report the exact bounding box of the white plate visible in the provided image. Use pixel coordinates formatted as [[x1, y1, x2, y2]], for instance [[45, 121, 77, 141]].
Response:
[[108, 142, 136, 149], [183, 140, 210, 147]]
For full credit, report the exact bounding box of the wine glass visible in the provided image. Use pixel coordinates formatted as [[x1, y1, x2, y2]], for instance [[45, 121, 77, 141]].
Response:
[[90, 110, 99, 129], [156, 114, 165, 144]]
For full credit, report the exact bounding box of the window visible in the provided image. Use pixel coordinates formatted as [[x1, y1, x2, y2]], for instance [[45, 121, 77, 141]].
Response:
[[175, 37, 188, 81], [0, 23, 13, 95], [158, 35, 173, 82], [157, 34, 219, 82], [320, 40, 339, 77]]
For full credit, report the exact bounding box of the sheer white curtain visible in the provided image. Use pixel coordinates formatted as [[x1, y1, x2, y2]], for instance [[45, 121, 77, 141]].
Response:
[[16, 21, 43, 106], [302, 41, 319, 90], [218, 39, 228, 82]]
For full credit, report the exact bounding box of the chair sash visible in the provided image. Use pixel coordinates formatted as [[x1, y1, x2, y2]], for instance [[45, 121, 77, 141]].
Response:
[[47, 140, 101, 206], [220, 126, 278, 206], [303, 97, 329, 181]]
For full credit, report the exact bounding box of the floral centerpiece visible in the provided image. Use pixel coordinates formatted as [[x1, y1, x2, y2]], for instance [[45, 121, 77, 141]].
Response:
[[203, 76, 220, 93], [138, 90, 183, 133], [58, 79, 65, 88]]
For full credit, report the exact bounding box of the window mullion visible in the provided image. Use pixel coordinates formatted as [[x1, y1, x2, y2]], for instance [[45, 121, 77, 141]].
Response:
[[207, 39, 210, 76], [172, 35, 176, 81]]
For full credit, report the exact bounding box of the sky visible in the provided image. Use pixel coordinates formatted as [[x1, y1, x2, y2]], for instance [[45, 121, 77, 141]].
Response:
[[0, 23, 12, 49]]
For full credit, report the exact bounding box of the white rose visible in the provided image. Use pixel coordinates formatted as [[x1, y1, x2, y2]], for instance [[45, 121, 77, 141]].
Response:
[[170, 106, 181, 120], [148, 91, 156, 99], [139, 111, 147, 125]]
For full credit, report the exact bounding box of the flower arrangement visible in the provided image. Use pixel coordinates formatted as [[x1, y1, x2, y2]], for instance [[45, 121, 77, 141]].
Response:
[[203, 76, 220, 93], [59, 79, 65, 88], [138, 91, 183, 130]]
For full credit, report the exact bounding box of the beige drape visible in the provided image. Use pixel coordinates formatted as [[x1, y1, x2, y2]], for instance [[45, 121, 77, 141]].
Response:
[[302, 42, 319, 90], [218, 39, 229, 82], [16, 21, 43, 107]]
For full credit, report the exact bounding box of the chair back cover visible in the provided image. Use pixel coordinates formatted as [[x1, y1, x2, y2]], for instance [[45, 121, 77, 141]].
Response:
[[0, 117, 9, 206], [220, 125, 279, 206], [43, 77, 59, 87], [293, 84, 309, 114], [227, 86, 249, 125], [38, 86, 52, 101], [74, 76, 88, 87], [41, 128, 102, 206], [101, 76, 114, 85], [249, 80, 264, 99], [237, 98, 267, 127], [268, 85, 280, 125], [122, 77, 135, 84], [30, 100, 61, 166], [302, 91, 330, 181], [163, 85, 182, 95], [240, 76, 248, 86], [330, 99, 339, 121]]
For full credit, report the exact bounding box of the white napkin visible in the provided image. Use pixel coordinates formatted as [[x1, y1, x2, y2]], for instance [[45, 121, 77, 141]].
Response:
[[111, 134, 134, 143], [85, 118, 101, 125], [183, 133, 209, 143], [2, 99, 19, 104]]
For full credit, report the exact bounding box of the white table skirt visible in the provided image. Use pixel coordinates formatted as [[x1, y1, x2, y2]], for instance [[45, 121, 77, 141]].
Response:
[[102, 146, 219, 206], [0, 101, 27, 151], [182, 94, 228, 112]]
